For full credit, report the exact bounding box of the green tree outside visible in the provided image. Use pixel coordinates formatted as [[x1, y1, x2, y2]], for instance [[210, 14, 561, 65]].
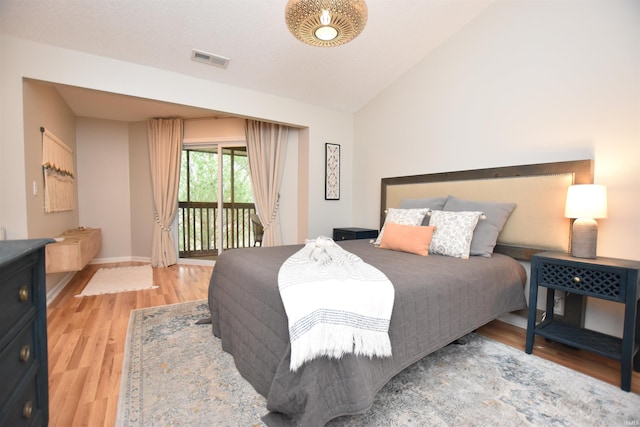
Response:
[[179, 148, 253, 203]]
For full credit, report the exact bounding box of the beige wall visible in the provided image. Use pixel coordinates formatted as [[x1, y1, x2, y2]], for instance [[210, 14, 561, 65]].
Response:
[[129, 121, 154, 259], [76, 117, 132, 260], [22, 80, 79, 239], [354, 0, 640, 336], [184, 117, 245, 141], [22, 79, 80, 292]]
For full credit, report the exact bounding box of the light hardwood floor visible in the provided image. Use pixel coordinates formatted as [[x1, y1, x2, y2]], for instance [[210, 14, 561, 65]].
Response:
[[46, 262, 212, 427], [46, 262, 639, 426]]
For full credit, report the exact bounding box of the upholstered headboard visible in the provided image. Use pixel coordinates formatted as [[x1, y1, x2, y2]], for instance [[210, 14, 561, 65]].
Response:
[[380, 160, 593, 261]]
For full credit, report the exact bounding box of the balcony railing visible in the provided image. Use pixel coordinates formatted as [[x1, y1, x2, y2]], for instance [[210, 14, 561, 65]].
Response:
[[178, 201, 258, 258]]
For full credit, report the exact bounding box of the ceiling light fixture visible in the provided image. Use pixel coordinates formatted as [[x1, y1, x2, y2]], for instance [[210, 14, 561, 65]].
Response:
[[285, 0, 368, 47]]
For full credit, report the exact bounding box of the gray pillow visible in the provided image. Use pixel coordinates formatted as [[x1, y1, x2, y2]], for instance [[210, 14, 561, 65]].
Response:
[[399, 197, 447, 225], [443, 195, 516, 257]]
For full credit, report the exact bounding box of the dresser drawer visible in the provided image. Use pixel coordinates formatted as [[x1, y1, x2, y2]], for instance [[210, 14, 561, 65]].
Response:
[[538, 260, 626, 302], [0, 369, 43, 427], [0, 321, 36, 405], [0, 254, 37, 340]]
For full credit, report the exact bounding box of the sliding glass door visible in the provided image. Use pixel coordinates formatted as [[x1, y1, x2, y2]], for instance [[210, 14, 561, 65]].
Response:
[[178, 143, 258, 260]]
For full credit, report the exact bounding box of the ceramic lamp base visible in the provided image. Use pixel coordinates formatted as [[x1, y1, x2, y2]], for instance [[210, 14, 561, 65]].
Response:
[[571, 218, 598, 258]]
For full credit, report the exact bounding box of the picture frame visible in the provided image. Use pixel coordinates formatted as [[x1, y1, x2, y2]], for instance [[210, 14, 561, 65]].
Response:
[[325, 143, 340, 200]]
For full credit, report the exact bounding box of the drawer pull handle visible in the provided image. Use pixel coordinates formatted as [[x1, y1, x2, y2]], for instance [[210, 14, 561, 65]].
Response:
[[20, 345, 31, 362], [573, 276, 581, 283], [22, 401, 33, 419], [19, 285, 29, 302]]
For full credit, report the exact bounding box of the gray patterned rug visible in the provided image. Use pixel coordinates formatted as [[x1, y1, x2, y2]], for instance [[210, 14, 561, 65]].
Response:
[[116, 300, 640, 426]]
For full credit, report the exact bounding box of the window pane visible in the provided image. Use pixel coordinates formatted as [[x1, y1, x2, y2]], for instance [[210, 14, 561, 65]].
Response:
[[188, 150, 217, 202], [234, 151, 252, 203], [220, 147, 252, 203], [179, 150, 188, 201]]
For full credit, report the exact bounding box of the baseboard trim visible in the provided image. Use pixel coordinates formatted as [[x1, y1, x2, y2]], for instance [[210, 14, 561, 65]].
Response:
[[498, 305, 576, 331], [178, 258, 215, 267], [90, 256, 152, 264], [46, 271, 75, 306], [498, 312, 527, 329], [91, 256, 214, 267]]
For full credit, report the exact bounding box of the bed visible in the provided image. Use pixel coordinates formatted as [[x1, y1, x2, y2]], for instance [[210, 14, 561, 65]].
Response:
[[208, 159, 593, 426]]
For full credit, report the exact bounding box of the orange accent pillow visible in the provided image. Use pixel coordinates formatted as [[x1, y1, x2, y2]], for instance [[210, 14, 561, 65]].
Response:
[[379, 222, 436, 256]]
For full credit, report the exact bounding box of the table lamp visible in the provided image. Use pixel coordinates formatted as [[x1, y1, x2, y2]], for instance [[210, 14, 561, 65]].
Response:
[[564, 184, 607, 258]]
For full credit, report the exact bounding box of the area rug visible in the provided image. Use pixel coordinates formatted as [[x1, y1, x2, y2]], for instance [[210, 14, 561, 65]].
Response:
[[116, 300, 640, 426], [76, 264, 156, 297]]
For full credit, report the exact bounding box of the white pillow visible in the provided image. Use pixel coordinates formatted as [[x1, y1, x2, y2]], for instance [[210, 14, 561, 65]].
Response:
[[428, 210, 483, 259], [374, 208, 429, 245]]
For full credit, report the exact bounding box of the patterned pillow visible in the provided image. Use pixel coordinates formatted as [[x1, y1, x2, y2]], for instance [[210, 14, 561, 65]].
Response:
[[374, 208, 429, 245], [428, 210, 483, 259]]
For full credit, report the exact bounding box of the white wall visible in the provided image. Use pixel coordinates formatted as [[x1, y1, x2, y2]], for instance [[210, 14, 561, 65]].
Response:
[[76, 118, 132, 259], [280, 128, 300, 245], [0, 35, 353, 244], [354, 0, 640, 336]]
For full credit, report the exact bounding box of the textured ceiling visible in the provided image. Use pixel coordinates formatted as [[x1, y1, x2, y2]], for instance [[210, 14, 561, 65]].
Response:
[[0, 0, 493, 119]]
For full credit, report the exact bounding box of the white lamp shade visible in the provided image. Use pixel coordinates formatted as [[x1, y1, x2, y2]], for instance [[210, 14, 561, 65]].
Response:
[[564, 184, 608, 219]]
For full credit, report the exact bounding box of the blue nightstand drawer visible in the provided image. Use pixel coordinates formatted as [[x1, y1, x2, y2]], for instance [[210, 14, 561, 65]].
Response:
[[538, 260, 626, 302]]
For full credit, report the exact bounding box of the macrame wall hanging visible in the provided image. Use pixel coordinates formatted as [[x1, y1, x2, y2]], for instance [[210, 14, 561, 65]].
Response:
[[41, 127, 75, 213]]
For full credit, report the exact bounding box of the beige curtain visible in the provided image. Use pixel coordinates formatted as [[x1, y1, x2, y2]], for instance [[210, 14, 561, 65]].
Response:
[[147, 118, 183, 267], [245, 120, 289, 247]]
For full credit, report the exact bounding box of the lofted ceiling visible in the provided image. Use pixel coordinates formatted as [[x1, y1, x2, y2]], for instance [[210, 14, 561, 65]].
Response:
[[0, 0, 493, 121]]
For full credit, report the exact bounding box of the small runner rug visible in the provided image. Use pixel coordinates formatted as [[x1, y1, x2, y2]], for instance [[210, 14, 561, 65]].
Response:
[[77, 264, 156, 297], [116, 300, 640, 426]]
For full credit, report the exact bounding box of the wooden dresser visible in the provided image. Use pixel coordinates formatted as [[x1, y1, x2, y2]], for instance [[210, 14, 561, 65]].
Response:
[[0, 239, 51, 426]]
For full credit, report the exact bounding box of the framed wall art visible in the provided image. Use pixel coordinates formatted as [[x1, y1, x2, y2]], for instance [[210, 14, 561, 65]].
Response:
[[325, 143, 340, 200]]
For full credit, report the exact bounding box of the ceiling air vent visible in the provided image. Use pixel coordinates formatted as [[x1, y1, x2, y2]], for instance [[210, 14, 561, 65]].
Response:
[[191, 49, 230, 69]]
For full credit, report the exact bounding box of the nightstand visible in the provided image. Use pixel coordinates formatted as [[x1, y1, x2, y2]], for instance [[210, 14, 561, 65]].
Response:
[[525, 251, 640, 391], [333, 227, 378, 241]]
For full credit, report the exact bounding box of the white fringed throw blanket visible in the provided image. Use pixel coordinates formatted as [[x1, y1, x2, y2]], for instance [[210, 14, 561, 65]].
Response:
[[278, 236, 395, 371]]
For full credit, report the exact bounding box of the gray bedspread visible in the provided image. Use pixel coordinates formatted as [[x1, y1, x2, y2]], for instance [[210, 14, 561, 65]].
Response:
[[208, 239, 527, 426]]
